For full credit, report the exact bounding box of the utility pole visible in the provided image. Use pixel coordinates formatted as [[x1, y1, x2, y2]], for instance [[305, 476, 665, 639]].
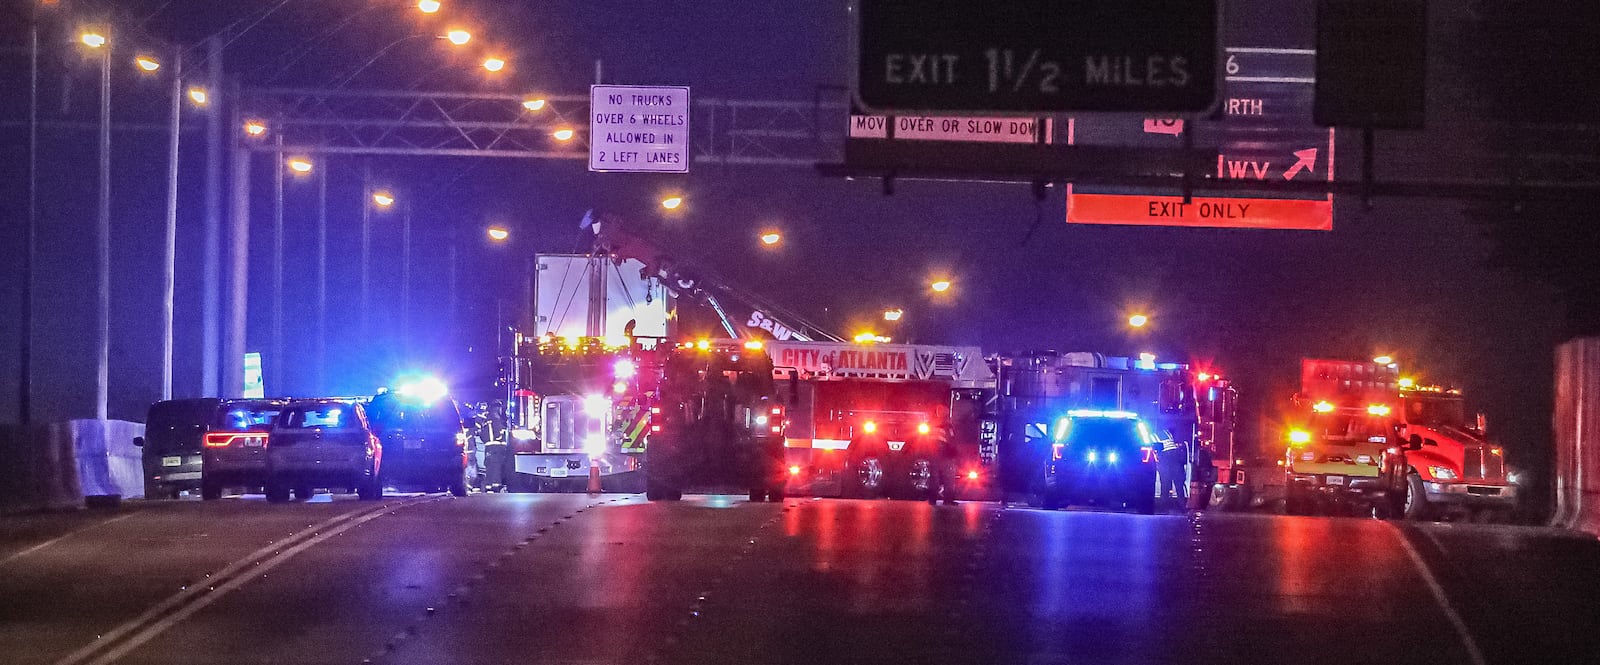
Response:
[[359, 162, 372, 340], [224, 96, 250, 399], [21, 11, 38, 423], [316, 160, 328, 394], [272, 129, 285, 395], [401, 201, 412, 352], [201, 36, 224, 397]]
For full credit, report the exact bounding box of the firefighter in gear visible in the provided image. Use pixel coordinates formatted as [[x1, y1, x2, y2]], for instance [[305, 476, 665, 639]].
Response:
[[927, 423, 959, 505], [1158, 429, 1188, 504]]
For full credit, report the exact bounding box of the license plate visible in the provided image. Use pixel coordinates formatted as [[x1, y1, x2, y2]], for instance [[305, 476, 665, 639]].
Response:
[[161, 456, 183, 467], [549, 467, 568, 478], [404, 440, 423, 449], [1325, 475, 1345, 486]]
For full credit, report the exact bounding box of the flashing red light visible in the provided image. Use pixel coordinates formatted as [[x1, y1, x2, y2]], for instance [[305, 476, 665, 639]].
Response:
[[966, 469, 979, 481], [788, 465, 801, 476], [1197, 372, 1211, 382], [204, 432, 267, 448], [917, 422, 931, 435], [862, 421, 877, 434]]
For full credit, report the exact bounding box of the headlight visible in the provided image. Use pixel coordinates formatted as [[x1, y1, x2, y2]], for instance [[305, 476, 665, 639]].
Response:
[[1428, 465, 1457, 481]]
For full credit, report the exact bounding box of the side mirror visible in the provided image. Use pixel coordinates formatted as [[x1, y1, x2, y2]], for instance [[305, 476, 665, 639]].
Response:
[[132, 436, 145, 448], [1406, 436, 1423, 452]]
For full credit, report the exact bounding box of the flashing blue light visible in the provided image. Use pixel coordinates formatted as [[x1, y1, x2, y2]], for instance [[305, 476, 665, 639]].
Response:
[[1066, 409, 1139, 419], [1156, 362, 1182, 370], [395, 376, 448, 404], [1086, 450, 1098, 463], [1054, 417, 1071, 442]]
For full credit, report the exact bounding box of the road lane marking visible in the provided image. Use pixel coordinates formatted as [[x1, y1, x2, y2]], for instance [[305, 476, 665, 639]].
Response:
[[0, 512, 137, 568], [1387, 523, 1488, 665], [51, 497, 440, 665]]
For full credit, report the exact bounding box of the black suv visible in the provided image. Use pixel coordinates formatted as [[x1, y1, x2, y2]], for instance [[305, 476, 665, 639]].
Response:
[[366, 391, 469, 496], [1039, 411, 1158, 514]]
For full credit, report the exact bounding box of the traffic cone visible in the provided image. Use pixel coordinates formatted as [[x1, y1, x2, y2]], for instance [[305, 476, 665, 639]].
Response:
[[587, 460, 602, 494]]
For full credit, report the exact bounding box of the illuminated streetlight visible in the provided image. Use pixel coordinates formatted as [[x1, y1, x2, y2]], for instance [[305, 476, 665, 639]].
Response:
[[445, 29, 471, 45], [486, 226, 510, 241], [134, 55, 160, 72], [660, 196, 684, 210], [1127, 313, 1149, 328], [80, 32, 107, 48], [482, 56, 506, 72], [371, 191, 395, 208], [286, 157, 313, 175], [930, 279, 952, 293], [186, 87, 208, 106], [1373, 355, 1393, 365], [243, 119, 268, 137], [551, 128, 575, 141], [417, 0, 442, 13], [521, 98, 546, 111], [759, 231, 782, 246], [883, 308, 904, 322]]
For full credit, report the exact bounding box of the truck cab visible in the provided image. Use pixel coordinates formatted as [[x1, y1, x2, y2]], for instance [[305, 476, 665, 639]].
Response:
[[1394, 388, 1517, 521]]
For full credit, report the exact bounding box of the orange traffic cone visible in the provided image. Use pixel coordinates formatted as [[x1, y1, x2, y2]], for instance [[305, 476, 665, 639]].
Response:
[[587, 460, 602, 494]]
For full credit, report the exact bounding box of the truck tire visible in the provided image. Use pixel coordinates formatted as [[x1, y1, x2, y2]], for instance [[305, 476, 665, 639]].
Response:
[[846, 456, 885, 499], [1403, 473, 1431, 521], [1040, 489, 1063, 511], [766, 485, 786, 502], [201, 479, 223, 501], [293, 484, 316, 501], [449, 474, 469, 498]]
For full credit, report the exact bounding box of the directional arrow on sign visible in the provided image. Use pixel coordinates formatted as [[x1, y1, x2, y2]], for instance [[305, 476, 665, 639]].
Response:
[[1283, 148, 1318, 180]]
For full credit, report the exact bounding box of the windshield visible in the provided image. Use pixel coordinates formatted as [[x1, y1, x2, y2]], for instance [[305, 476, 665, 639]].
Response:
[[1308, 413, 1388, 443], [281, 404, 361, 430], [213, 403, 281, 431], [367, 396, 463, 432], [1404, 396, 1468, 428]]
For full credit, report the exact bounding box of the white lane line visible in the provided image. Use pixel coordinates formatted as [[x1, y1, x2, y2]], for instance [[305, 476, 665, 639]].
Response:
[[1388, 523, 1488, 665], [51, 498, 432, 665], [0, 512, 138, 568], [83, 497, 444, 665]]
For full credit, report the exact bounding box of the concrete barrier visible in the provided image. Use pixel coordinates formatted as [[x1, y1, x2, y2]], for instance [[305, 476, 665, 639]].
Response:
[[1553, 337, 1600, 535], [0, 420, 146, 514]]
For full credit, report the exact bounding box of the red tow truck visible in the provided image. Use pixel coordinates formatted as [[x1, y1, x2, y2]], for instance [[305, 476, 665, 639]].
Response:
[[1392, 381, 1518, 521]]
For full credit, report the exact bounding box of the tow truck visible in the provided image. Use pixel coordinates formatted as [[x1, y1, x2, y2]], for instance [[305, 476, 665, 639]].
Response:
[[993, 351, 1238, 510]]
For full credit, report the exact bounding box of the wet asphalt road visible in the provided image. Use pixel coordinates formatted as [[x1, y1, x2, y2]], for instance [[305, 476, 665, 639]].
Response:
[[1, 494, 1597, 665]]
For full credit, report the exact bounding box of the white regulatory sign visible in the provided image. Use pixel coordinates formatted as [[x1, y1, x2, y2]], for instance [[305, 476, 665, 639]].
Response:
[[589, 85, 690, 173]]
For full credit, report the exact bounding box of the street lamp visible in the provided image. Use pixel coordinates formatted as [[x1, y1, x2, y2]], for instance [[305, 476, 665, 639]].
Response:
[[1128, 313, 1149, 328], [79, 25, 111, 418], [186, 86, 208, 106], [417, 0, 442, 13], [286, 157, 314, 175], [80, 31, 107, 48], [482, 56, 506, 73], [759, 231, 782, 246], [883, 308, 904, 322], [551, 128, 575, 141], [1373, 355, 1394, 365], [445, 29, 471, 45], [521, 97, 546, 111], [487, 226, 510, 241], [372, 191, 395, 207], [134, 55, 160, 71], [929, 279, 952, 293], [661, 196, 684, 210], [243, 119, 268, 137]]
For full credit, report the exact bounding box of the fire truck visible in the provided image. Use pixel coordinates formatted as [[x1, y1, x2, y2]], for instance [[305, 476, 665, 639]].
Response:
[[1281, 359, 1407, 515], [1283, 359, 1517, 521], [767, 341, 996, 500], [647, 339, 788, 501], [993, 351, 1238, 508]]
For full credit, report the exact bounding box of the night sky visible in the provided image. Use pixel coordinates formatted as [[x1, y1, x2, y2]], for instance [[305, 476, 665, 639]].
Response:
[[0, 1, 1573, 510]]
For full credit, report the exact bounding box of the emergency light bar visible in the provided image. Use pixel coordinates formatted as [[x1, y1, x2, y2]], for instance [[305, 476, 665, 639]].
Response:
[[1065, 409, 1139, 419]]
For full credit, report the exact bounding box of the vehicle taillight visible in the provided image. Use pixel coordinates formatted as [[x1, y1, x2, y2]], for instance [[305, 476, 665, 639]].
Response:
[[917, 422, 930, 435], [788, 465, 801, 476], [862, 421, 877, 434], [965, 469, 979, 481], [205, 432, 267, 448]]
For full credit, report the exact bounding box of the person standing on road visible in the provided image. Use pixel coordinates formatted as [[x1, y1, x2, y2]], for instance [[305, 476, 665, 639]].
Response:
[[928, 423, 959, 506], [1158, 430, 1188, 505]]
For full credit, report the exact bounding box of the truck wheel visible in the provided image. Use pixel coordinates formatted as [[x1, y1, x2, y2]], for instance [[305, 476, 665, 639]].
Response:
[[201, 479, 222, 501], [449, 475, 469, 498], [358, 475, 383, 501], [265, 478, 292, 504], [1403, 473, 1431, 521], [766, 485, 786, 502], [1041, 489, 1062, 511], [846, 457, 885, 499], [293, 484, 316, 501]]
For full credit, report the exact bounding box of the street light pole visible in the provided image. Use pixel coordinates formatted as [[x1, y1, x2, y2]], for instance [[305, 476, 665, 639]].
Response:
[[401, 201, 412, 352], [272, 130, 285, 395], [316, 161, 328, 394], [359, 163, 372, 340], [95, 33, 112, 420], [21, 13, 38, 423], [160, 52, 183, 401]]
